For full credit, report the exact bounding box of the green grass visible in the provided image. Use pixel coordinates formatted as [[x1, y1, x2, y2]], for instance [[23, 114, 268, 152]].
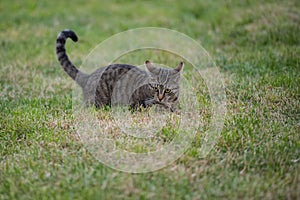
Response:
[[0, 0, 299, 199]]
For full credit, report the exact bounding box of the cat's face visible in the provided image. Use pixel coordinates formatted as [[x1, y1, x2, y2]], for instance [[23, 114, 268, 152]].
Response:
[[145, 61, 183, 112]]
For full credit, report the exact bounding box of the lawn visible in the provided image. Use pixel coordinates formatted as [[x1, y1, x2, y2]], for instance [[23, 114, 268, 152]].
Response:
[[0, 0, 299, 199]]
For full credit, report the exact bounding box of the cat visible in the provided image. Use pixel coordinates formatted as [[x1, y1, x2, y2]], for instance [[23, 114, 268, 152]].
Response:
[[56, 29, 183, 112]]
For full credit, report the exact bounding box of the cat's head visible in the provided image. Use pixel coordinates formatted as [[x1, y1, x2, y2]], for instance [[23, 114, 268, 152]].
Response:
[[145, 60, 184, 112]]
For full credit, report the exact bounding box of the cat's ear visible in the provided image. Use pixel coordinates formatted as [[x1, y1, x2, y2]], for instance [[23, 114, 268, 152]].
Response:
[[145, 60, 156, 72], [174, 61, 184, 72]]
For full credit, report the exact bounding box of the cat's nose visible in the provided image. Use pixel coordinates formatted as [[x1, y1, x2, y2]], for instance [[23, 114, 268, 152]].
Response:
[[158, 94, 164, 101]]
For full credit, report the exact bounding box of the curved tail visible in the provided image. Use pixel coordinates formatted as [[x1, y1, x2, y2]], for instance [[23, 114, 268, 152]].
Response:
[[56, 29, 80, 81]]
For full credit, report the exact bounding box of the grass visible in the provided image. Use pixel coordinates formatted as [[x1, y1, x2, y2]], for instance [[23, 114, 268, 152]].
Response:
[[0, 0, 299, 199]]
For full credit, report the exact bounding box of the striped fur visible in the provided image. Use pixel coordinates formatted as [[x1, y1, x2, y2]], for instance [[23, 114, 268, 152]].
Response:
[[56, 30, 183, 111]]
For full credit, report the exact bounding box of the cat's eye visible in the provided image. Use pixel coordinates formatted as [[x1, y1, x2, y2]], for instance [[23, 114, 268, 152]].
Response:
[[165, 88, 171, 93], [153, 86, 159, 91]]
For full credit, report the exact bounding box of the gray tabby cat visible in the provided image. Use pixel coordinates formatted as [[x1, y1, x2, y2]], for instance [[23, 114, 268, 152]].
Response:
[[56, 30, 183, 112]]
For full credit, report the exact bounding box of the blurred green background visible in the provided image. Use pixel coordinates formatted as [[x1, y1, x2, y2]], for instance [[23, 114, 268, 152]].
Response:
[[0, 0, 299, 199]]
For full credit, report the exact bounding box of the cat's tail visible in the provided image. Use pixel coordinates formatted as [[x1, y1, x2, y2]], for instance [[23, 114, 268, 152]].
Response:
[[56, 30, 87, 87]]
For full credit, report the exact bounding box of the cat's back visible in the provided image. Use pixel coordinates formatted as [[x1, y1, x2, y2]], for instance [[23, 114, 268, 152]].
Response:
[[84, 64, 149, 107], [101, 64, 145, 80]]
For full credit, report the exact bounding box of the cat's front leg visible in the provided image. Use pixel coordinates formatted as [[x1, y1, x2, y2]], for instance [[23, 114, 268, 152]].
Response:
[[129, 98, 156, 112], [141, 98, 157, 108]]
